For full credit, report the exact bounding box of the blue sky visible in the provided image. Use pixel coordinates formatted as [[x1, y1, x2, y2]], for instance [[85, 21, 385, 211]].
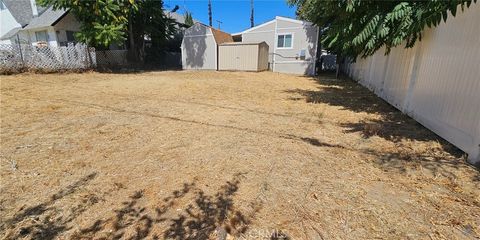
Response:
[[164, 0, 297, 33]]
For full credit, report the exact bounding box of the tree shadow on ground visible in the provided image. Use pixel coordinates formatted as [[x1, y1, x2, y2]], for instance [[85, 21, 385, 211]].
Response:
[[1, 172, 101, 240], [285, 74, 463, 151], [77, 172, 261, 240], [285, 73, 479, 182]]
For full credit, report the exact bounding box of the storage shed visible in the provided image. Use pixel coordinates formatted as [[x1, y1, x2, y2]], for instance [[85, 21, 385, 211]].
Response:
[[181, 22, 233, 70], [218, 42, 269, 72]]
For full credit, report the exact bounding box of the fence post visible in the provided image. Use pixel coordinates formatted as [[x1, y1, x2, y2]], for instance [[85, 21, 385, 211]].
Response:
[[16, 34, 25, 68], [86, 46, 94, 69]]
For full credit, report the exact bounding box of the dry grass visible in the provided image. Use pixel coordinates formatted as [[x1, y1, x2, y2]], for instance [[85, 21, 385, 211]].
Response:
[[0, 71, 479, 239]]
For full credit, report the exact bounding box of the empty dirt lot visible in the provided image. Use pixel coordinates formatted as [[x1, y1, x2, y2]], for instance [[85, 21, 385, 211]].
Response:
[[1, 71, 479, 239]]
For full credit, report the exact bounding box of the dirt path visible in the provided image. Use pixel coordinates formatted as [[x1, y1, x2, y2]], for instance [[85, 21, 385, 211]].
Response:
[[1, 71, 479, 239]]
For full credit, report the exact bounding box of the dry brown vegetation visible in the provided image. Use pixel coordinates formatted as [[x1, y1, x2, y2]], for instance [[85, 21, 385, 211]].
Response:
[[0, 71, 479, 239]]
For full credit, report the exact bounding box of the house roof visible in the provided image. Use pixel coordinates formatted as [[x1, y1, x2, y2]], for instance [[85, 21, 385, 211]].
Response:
[[232, 16, 314, 36], [0, 27, 21, 40], [2, 0, 33, 26], [164, 10, 198, 25], [23, 6, 68, 30]]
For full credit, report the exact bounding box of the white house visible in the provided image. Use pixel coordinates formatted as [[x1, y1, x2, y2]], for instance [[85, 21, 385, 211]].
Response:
[[181, 16, 319, 75], [232, 16, 319, 75], [0, 0, 80, 46]]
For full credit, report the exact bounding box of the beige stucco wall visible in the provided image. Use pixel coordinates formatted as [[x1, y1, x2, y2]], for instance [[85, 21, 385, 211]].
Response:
[[274, 18, 318, 75], [239, 17, 319, 75]]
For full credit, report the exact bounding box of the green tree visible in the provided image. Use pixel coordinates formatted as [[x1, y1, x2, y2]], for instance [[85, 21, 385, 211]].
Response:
[[128, 0, 177, 62], [289, 0, 477, 60], [37, 0, 134, 48], [38, 0, 177, 63], [184, 11, 194, 27]]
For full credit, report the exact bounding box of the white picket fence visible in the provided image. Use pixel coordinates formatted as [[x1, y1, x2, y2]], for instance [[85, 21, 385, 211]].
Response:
[[343, 3, 480, 164], [0, 43, 96, 72]]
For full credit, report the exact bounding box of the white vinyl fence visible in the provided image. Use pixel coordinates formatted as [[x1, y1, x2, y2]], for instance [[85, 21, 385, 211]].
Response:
[[0, 43, 96, 72], [343, 3, 480, 164]]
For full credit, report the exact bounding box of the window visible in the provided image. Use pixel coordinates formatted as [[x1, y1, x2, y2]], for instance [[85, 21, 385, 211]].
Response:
[[66, 31, 76, 42], [277, 34, 292, 48], [35, 30, 48, 42]]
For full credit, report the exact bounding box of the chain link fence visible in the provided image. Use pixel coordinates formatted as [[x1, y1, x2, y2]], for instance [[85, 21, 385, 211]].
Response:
[[0, 43, 96, 73], [96, 50, 129, 67]]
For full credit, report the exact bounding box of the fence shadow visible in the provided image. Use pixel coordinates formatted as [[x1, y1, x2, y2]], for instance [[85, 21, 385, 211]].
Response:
[[285, 74, 479, 183], [285, 74, 462, 148], [76, 172, 261, 239]]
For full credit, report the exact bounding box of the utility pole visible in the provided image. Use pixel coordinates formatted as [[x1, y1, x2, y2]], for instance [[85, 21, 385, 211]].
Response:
[[208, 0, 212, 26], [250, 0, 254, 27], [216, 20, 223, 29]]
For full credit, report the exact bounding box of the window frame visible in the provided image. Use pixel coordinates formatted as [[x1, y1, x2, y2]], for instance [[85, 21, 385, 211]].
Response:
[[276, 33, 294, 49], [35, 30, 48, 42], [66, 30, 76, 42]]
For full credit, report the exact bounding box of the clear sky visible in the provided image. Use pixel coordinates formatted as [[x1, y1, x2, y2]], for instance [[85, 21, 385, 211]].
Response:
[[164, 0, 298, 33]]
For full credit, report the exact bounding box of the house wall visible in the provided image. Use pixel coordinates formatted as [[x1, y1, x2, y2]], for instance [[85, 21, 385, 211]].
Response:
[[181, 23, 217, 70], [344, 3, 480, 165], [274, 18, 318, 75], [240, 21, 276, 66], [53, 12, 81, 45], [22, 26, 58, 46], [239, 18, 319, 75], [218, 44, 259, 71]]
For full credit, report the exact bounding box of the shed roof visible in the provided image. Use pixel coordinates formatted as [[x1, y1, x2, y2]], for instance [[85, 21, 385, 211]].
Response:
[[219, 41, 267, 46], [210, 28, 233, 45], [184, 22, 233, 44]]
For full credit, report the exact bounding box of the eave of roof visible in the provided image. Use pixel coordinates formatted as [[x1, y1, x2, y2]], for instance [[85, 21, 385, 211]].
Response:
[[23, 7, 68, 30], [232, 16, 314, 36], [0, 27, 21, 40]]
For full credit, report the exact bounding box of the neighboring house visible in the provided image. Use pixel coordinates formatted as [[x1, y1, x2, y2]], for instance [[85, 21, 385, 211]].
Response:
[[159, 10, 199, 52], [0, 0, 80, 46], [164, 10, 198, 29], [232, 16, 319, 75], [181, 22, 233, 70]]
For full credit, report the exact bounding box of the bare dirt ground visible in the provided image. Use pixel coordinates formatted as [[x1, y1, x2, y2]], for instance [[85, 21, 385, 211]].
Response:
[[1, 71, 479, 239]]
